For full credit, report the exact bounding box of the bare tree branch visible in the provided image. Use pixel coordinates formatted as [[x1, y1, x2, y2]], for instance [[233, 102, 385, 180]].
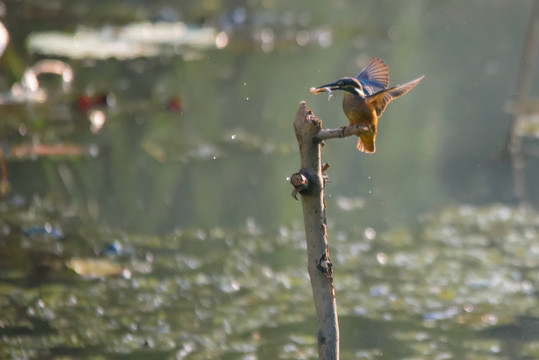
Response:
[[509, 0, 539, 203], [290, 101, 339, 360], [314, 124, 370, 143]]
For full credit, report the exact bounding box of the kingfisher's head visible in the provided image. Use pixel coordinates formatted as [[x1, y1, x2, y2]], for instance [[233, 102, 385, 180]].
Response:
[[309, 77, 365, 97]]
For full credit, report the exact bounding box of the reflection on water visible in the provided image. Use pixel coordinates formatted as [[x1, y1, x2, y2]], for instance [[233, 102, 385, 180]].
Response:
[[27, 22, 218, 60], [2, 198, 539, 359], [1, 1, 539, 359]]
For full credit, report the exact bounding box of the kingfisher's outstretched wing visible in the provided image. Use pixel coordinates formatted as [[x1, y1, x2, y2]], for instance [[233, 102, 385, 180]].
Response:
[[366, 75, 424, 117], [357, 58, 389, 96]]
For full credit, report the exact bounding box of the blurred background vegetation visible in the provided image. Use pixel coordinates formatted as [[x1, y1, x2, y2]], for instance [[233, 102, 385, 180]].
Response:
[[0, 0, 539, 359]]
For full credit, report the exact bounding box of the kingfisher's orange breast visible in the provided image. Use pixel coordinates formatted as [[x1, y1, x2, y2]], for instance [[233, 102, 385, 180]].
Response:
[[342, 93, 377, 127]]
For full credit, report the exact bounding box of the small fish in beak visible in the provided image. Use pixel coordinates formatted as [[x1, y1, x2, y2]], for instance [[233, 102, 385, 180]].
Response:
[[309, 86, 334, 101]]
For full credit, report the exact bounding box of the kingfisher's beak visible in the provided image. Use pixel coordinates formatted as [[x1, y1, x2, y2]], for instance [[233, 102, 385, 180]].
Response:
[[309, 81, 340, 95]]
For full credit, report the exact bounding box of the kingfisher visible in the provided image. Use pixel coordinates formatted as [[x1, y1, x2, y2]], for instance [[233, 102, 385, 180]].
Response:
[[309, 57, 424, 153]]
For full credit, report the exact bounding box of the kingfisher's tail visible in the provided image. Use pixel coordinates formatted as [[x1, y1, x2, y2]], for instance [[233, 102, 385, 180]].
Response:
[[356, 134, 376, 153]]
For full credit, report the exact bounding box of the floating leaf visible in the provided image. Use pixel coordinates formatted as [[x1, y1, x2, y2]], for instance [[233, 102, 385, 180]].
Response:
[[66, 258, 129, 279]]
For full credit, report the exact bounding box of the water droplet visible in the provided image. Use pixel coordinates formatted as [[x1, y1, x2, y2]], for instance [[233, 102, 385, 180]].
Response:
[[122, 268, 132, 279], [215, 31, 228, 49], [89, 109, 106, 133], [19, 123, 27, 136], [296, 30, 310, 46], [66, 295, 78, 306], [376, 252, 388, 265], [89, 144, 99, 157], [263, 267, 274, 278], [364, 227, 376, 240]]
